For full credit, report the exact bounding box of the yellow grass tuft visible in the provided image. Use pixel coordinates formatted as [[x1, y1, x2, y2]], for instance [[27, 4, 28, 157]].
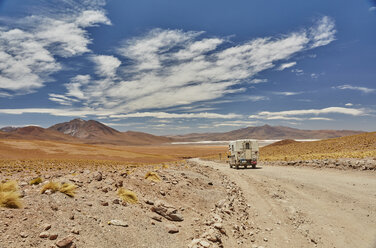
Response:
[[0, 180, 18, 192], [59, 183, 77, 197], [162, 164, 169, 169], [29, 177, 43, 185], [0, 181, 22, 208], [117, 188, 138, 204], [145, 171, 161, 182], [41, 181, 61, 194]]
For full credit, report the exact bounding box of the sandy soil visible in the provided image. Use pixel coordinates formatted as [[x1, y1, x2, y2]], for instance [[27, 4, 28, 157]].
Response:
[[193, 159, 376, 248]]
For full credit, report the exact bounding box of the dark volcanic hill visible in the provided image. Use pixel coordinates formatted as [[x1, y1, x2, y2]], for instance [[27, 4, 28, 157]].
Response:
[[170, 124, 364, 141], [48, 118, 120, 140], [48, 119, 172, 145]]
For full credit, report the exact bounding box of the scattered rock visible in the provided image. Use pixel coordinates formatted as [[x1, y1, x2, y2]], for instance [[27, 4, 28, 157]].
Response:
[[166, 224, 179, 234], [108, 219, 128, 227], [151, 200, 184, 221], [49, 233, 58, 240], [20, 232, 28, 238], [39, 231, 50, 238], [71, 228, 80, 235], [94, 172, 102, 181], [42, 223, 52, 231], [56, 235, 75, 248]]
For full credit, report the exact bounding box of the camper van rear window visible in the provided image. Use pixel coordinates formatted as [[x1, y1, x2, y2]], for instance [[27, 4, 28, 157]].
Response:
[[245, 143, 250, 149]]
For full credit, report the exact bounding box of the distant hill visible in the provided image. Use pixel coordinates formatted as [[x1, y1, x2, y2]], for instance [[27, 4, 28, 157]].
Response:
[[48, 118, 172, 145], [260, 132, 376, 161], [170, 124, 364, 141], [0, 126, 79, 142]]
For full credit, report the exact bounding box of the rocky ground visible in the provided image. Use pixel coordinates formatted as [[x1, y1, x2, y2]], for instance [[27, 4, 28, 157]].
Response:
[[1, 158, 375, 248], [0, 160, 256, 248], [261, 158, 376, 170]]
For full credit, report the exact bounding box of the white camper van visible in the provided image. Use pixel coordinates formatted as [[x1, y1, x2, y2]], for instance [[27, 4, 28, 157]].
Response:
[[228, 139, 259, 169]]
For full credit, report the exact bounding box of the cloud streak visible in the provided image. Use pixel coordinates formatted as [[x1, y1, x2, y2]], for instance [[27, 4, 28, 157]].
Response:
[[334, 84, 375, 93], [51, 16, 336, 115], [0, 1, 110, 95], [249, 107, 366, 121]]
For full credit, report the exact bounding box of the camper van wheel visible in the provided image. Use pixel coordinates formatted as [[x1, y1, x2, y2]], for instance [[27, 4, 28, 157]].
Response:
[[229, 164, 232, 168], [235, 164, 239, 169], [252, 164, 256, 169]]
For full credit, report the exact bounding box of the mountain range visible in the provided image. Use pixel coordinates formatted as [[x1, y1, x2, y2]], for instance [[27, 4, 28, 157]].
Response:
[[0, 119, 365, 145], [169, 125, 364, 141]]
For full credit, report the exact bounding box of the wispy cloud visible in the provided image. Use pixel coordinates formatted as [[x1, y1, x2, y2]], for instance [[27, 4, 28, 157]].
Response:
[[277, 61, 296, 71], [110, 112, 242, 119], [273, 91, 303, 96], [369, 6, 376, 11], [0, 1, 110, 95], [249, 107, 366, 121], [333, 84, 375, 93], [249, 78, 268, 84], [50, 16, 336, 114]]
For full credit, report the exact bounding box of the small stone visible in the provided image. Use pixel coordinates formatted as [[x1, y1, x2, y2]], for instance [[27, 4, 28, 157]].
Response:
[[39, 231, 50, 238], [113, 199, 120, 204], [199, 240, 210, 248], [100, 201, 109, 206], [51, 205, 58, 211], [108, 220, 128, 227], [145, 199, 154, 205], [160, 190, 166, 196], [166, 224, 179, 234], [263, 237, 268, 242], [151, 215, 162, 222], [49, 233, 58, 240], [94, 172, 102, 181], [56, 236, 75, 248], [71, 228, 80, 235], [20, 232, 28, 238], [42, 223, 52, 231]]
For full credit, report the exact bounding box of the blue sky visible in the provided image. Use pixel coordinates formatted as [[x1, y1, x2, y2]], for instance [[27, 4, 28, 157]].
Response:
[[0, 0, 375, 134]]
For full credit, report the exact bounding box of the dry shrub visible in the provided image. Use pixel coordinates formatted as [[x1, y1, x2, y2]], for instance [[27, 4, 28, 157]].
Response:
[[59, 183, 77, 197], [41, 181, 61, 194], [117, 188, 138, 204], [145, 171, 161, 182], [29, 177, 43, 185], [162, 164, 169, 169], [0, 180, 18, 192], [0, 181, 22, 208]]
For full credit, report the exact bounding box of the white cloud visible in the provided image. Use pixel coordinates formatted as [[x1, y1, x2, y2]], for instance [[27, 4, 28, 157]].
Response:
[[309, 16, 336, 48], [309, 117, 333, 121], [369, 7, 376, 11], [249, 107, 366, 121], [291, 68, 304, 75], [345, 103, 353, 106], [277, 61, 296, 71], [91, 55, 121, 77], [110, 112, 242, 119], [273, 91, 303, 96], [249, 78, 268, 84], [53, 17, 337, 113], [247, 96, 269, 101], [0, 2, 110, 95], [213, 120, 259, 127], [334, 84, 375, 93], [311, 73, 318, 79]]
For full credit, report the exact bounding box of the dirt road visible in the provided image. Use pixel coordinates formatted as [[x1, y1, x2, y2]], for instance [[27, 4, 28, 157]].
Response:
[[192, 159, 376, 248]]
